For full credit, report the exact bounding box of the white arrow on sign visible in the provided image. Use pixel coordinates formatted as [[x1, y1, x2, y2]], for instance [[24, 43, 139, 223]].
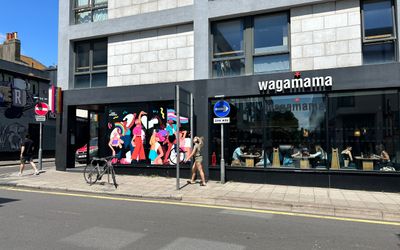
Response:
[[214, 106, 229, 112]]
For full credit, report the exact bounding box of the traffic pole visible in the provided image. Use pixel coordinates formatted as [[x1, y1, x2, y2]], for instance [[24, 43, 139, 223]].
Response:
[[38, 121, 43, 171], [220, 123, 225, 184]]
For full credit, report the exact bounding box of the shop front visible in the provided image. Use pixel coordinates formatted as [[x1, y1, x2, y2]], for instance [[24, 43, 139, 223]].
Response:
[[56, 63, 400, 191]]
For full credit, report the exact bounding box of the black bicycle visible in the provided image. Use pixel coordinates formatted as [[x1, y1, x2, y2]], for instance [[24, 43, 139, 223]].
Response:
[[83, 156, 118, 188], [169, 144, 186, 165]]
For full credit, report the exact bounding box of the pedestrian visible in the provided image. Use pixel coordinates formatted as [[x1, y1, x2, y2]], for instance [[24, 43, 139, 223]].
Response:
[[19, 134, 39, 176], [185, 136, 206, 186]]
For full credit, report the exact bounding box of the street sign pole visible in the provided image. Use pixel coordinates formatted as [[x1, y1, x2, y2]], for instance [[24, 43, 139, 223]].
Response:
[[34, 102, 49, 171], [39, 121, 43, 171], [176, 85, 180, 190], [221, 123, 225, 184], [213, 99, 230, 184]]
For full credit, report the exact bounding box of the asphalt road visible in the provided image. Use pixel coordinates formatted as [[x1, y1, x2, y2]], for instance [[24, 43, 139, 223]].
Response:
[[0, 188, 399, 250]]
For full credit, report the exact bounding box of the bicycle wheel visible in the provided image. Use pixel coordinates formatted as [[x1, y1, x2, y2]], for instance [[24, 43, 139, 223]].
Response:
[[84, 161, 99, 185], [169, 147, 186, 165], [111, 166, 118, 188]]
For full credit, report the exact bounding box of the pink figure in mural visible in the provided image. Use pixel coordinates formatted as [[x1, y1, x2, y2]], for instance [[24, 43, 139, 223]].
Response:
[[149, 130, 164, 165], [108, 128, 124, 164], [131, 111, 147, 161], [163, 119, 177, 165]]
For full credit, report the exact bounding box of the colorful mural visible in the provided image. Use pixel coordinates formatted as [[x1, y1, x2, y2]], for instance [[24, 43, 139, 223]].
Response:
[[107, 104, 191, 166]]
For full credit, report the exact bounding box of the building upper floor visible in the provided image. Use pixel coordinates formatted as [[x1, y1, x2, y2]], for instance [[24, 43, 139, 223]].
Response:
[[58, 0, 400, 90]]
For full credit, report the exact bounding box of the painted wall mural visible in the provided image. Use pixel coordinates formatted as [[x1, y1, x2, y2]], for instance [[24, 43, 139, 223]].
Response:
[[0, 122, 27, 151], [107, 103, 191, 166]]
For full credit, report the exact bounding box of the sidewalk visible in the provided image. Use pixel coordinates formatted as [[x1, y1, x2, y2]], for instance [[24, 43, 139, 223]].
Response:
[[1, 166, 400, 222], [0, 158, 55, 166]]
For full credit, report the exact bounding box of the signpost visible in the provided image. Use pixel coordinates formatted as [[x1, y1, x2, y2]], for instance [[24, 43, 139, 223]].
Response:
[[213, 99, 230, 184], [34, 102, 49, 171]]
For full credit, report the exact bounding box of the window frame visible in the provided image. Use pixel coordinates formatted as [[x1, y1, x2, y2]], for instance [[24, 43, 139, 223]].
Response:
[[361, 0, 397, 63], [73, 0, 108, 24], [210, 11, 291, 78], [74, 39, 108, 89]]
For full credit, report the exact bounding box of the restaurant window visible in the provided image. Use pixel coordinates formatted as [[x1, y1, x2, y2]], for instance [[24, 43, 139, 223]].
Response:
[[209, 91, 400, 172], [74, 0, 108, 24], [211, 12, 290, 78], [362, 0, 396, 64], [74, 39, 107, 89]]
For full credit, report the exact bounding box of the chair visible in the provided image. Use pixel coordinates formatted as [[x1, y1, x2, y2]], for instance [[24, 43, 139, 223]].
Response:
[[272, 148, 280, 168], [330, 148, 340, 170]]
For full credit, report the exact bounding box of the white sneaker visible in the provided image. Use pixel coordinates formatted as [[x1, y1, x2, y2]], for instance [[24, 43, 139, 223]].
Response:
[[34, 171, 39, 175], [18, 172, 22, 177]]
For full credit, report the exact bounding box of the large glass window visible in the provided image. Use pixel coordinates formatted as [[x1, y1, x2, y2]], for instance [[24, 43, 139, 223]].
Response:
[[210, 91, 400, 172], [74, 0, 108, 24], [211, 12, 290, 78], [362, 0, 396, 64], [74, 39, 107, 89]]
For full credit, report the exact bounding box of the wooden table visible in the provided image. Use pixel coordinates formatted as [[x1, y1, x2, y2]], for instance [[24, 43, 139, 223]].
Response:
[[243, 154, 260, 167], [355, 156, 380, 171], [293, 156, 315, 169]]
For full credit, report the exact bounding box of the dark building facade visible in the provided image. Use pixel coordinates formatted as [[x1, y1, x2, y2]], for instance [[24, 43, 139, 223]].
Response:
[[57, 0, 400, 191]]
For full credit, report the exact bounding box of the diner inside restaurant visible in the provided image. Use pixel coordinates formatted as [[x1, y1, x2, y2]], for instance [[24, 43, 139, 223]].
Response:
[[210, 90, 400, 172]]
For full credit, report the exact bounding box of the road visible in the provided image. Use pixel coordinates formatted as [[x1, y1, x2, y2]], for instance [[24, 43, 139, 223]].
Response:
[[0, 188, 399, 249]]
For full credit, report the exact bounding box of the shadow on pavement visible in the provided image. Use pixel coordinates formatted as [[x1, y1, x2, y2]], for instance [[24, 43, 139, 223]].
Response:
[[0, 197, 19, 208]]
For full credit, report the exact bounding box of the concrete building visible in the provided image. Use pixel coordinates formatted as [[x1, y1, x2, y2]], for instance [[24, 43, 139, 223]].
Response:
[[58, 0, 400, 191]]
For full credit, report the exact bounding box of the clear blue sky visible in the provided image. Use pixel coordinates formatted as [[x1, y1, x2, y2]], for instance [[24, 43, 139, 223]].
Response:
[[0, 0, 58, 67]]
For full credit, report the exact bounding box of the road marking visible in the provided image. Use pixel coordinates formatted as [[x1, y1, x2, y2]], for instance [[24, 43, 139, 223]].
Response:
[[1, 186, 399, 227]]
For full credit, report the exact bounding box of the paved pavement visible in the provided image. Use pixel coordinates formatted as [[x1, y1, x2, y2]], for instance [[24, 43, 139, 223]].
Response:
[[0, 158, 55, 166], [1, 188, 399, 250], [1, 164, 400, 222]]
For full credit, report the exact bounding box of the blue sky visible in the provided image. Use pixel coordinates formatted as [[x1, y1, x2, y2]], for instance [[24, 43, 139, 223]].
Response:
[[0, 0, 58, 67]]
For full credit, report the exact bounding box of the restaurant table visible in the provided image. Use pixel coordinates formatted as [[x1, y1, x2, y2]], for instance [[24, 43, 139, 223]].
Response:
[[293, 156, 316, 169], [242, 154, 261, 167], [355, 156, 380, 171]]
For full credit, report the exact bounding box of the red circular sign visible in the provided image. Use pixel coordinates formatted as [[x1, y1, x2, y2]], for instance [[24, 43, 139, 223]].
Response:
[[35, 102, 49, 116]]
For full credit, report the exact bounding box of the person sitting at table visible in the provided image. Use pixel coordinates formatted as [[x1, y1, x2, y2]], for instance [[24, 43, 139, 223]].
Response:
[[310, 144, 327, 168], [374, 144, 391, 170], [341, 145, 353, 167], [231, 144, 246, 167], [291, 144, 310, 158], [255, 150, 271, 167]]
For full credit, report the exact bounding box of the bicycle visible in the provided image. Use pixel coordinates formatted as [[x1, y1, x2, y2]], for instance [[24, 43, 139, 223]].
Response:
[[83, 156, 118, 188], [169, 144, 186, 165]]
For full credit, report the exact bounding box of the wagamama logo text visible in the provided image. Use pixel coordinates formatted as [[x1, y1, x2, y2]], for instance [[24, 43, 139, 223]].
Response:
[[258, 74, 333, 92]]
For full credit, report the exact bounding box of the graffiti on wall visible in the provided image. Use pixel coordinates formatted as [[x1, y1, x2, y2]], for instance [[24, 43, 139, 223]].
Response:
[[107, 106, 191, 165], [0, 122, 27, 151]]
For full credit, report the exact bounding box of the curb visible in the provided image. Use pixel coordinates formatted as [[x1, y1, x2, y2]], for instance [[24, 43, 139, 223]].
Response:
[[1, 182, 400, 223], [181, 196, 400, 223]]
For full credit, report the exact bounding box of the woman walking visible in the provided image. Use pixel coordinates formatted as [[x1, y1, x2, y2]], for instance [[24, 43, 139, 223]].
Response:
[[185, 136, 206, 186]]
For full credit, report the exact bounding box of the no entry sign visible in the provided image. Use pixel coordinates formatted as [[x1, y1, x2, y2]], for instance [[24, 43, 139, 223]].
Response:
[[35, 102, 49, 116]]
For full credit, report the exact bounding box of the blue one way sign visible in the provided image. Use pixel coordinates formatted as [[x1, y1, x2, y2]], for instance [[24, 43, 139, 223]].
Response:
[[214, 100, 230, 118]]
